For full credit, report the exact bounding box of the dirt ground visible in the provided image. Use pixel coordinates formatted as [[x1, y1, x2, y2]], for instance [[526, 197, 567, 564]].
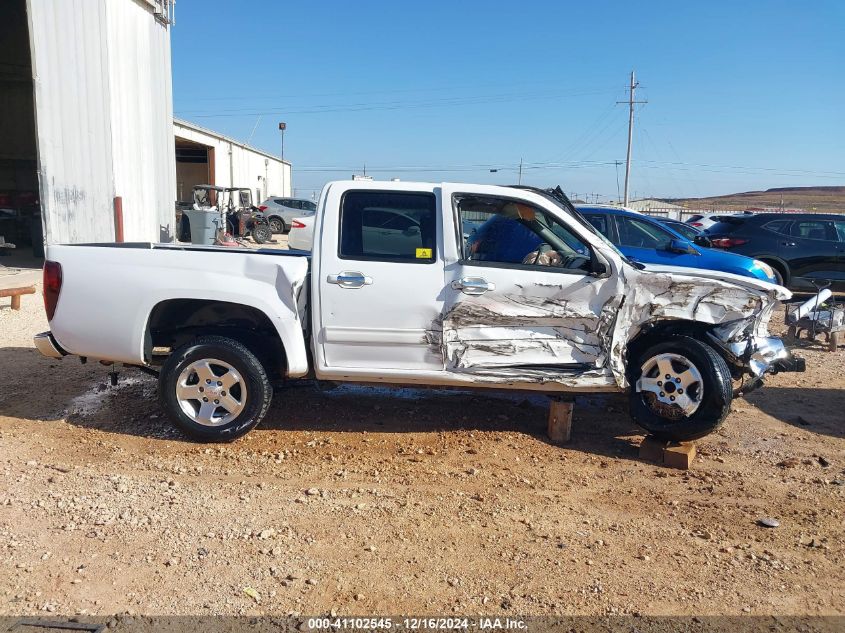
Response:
[[0, 272, 843, 618]]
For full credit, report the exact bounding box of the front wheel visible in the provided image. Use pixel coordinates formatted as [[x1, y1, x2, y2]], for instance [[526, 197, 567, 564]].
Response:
[[628, 336, 732, 442], [159, 336, 272, 441], [251, 223, 272, 244]]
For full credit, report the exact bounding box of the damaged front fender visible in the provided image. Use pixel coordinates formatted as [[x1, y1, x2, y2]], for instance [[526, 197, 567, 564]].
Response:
[[609, 268, 796, 387]]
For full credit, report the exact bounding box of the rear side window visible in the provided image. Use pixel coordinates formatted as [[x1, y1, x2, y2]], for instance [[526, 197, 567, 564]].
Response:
[[339, 191, 437, 263], [790, 220, 834, 241], [763, 219, 791, 236], [686, 214, 703, 223], [834, 220, 845, 242]]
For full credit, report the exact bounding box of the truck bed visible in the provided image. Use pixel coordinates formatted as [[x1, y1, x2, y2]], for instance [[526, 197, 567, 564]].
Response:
[[45, 242, 311, 372]]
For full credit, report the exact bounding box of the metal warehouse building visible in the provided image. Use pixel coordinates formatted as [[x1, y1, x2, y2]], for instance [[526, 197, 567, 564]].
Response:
[[174, 119, 292, 206], [1, 0, 177, 256]]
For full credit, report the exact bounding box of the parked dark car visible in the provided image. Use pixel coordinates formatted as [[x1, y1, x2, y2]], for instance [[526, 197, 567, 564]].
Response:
[[703, 213, 845, 291]]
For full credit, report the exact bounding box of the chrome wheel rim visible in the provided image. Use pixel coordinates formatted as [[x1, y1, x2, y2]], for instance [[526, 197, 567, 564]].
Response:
[[176, 358, 246, 426], [636, 353, 703, 420]]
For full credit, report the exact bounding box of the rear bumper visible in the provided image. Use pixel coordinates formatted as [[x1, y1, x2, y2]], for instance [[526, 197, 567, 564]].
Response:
[[34, 331, 66, 359]]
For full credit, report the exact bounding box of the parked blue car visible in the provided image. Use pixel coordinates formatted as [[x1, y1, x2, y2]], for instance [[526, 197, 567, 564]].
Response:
[[463, 205, 776, 283], [575, 206, 776, 282]]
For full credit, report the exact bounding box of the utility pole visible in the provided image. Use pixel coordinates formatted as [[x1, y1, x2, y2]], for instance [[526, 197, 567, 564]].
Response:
[[518, 158, 523, 185], [618, 71, 647, 206]]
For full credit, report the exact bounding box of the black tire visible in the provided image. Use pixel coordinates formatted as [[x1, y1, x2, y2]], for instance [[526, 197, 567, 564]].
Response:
[[771, 266, 784, 287], [159, 336, 272, 442], [628, 335, 732, 442], [268, 217, 285, 234], [251, 223, 272, 244]]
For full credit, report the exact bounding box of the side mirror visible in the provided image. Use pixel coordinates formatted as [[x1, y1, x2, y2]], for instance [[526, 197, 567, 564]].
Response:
[[403, 225, 421, 237], [693, 235, 712, 248], [668, 239, 700, 255]]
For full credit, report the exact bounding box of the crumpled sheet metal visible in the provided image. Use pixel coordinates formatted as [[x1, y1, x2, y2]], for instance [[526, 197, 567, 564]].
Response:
[[439, 269, 780, 389]]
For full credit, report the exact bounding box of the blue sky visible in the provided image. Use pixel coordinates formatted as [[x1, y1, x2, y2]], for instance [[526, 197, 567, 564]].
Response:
[[171, 1, 844, 201]]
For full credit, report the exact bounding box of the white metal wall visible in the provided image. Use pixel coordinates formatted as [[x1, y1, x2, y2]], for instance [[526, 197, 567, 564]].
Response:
[[174, 121, 292, 200], [26, 0, 175, 245]]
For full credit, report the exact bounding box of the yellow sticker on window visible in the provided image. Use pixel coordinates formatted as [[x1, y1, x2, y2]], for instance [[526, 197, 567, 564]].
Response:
[[415, 248, 433, 259]]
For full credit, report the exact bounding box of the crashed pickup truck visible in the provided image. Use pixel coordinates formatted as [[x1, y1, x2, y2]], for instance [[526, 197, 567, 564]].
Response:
[[35, 181, 804, 442]]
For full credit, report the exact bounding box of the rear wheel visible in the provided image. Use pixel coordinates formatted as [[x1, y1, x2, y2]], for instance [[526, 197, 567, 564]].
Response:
[[159, 336, 272, 441], [268, 217, 285, 234], [628, 336, 732, 442]]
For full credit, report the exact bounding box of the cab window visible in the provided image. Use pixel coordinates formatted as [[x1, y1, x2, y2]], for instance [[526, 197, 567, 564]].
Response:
[[339, 191, 437, 263], [455, 195, 592, 273]]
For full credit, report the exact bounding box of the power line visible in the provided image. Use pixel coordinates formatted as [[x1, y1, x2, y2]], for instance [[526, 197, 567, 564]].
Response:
[[175, 88, 617, 118]]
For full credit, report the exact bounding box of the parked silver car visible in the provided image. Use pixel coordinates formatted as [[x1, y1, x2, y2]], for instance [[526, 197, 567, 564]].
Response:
[[258, 197, 317, 233]]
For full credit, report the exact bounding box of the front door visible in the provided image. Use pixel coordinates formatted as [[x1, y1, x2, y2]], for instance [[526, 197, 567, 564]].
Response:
[[315, 185, 446, 372], [441, 190, 620, 378]]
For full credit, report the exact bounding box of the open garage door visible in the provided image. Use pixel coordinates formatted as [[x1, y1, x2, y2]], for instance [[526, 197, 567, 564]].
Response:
[[0, 0, 43, 260], [175, 138, 215, 205]]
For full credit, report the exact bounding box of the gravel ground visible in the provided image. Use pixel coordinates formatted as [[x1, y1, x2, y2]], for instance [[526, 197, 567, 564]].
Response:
[[0, 280, 843, 618]]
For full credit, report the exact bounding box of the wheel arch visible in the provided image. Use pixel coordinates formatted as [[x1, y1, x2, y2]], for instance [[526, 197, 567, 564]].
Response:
[[756, 256, 790, 285], [145, 299, 287, 379], [625, 318, 748, 382], [625, 319, 717, 380]]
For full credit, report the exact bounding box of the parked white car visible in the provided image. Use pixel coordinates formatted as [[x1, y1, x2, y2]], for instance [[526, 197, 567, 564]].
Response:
[[687, 211, 754, 231], [286, 216, 314, 251], [35, 181, 802, 442]]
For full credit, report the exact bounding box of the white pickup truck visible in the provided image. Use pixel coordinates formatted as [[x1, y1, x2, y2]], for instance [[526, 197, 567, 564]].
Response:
[[35, 181, 803, 442]]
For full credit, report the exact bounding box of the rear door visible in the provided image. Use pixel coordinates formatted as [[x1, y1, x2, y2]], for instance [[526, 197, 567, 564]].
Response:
[[440, 188, 620, 376], [315, 185, 446, 372], [783, 218, 841, 288]]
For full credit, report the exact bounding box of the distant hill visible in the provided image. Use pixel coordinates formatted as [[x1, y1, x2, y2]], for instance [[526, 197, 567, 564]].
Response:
[[664, 186, 845, 213]]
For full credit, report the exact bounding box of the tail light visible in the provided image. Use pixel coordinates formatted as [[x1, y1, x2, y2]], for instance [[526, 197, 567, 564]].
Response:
[[689, 222, 703, 227], [291, 220, 306, 229], [43, 260, 63, 321], [710, 237, 749, 248], [258, 205, 268, 211]]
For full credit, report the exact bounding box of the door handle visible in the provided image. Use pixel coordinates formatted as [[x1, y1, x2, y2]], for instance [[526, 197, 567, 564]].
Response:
[[327, 271, 373, 289], [451, 277, 495, 296]]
